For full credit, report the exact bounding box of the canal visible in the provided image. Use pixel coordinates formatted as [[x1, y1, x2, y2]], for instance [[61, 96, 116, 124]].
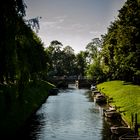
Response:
[[17, 85, 116, 140]]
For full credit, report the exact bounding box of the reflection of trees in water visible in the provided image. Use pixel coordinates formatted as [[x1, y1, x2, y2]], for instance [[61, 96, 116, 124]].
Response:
[[16, 113, 45, 140]]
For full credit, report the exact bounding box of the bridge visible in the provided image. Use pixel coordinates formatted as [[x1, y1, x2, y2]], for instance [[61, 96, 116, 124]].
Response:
[[47, 76, 92, 88]]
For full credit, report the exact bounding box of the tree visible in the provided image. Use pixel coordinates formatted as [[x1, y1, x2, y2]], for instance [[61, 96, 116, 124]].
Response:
[[75, 51, 87, 77], [85, 38, 102, 64], [85, 37, 105, 82], [62, 46, 76, 76], [25, 17, 42, 33], [0, 0, 26, 83], [15, 19, 48, 97], [46, 40, 63, 76], [86, 59, 105, 84], [101, 0, 140, 83], [0, 1, 49, 99]]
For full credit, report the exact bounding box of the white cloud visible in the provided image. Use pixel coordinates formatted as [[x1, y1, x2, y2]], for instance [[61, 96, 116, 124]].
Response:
[[89, 31, 104, 36], [39, 15, 66, 30], [54, 15, 67, 19], [41, 19, 64, 28]]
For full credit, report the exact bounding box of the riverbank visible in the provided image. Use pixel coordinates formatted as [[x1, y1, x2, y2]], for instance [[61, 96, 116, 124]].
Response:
[[97, 80, 140, 128], [0, 80, 55, 138]]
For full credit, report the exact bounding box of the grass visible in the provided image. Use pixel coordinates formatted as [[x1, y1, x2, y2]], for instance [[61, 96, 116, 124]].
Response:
[[97, 80, 140, 127], [0, 80, 55, 138]]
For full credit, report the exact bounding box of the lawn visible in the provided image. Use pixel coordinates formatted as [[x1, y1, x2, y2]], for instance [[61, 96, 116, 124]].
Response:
[[97, 80, 140, 127]]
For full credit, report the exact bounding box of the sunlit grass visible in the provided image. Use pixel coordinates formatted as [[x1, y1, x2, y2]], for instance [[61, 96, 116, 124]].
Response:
[[97, 80, 140, 126]]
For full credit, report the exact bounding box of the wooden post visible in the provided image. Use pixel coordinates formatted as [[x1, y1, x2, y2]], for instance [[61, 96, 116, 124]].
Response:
[[131, 113, 134, 128], [134, 113, 138, 135]]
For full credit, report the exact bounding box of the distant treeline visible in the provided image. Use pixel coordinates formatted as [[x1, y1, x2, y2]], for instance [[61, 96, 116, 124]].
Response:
[[0, 0, 140, 92]]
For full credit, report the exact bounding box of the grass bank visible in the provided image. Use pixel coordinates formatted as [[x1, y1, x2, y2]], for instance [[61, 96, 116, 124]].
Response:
[[97, 80, 140, 127], [0, 80, 55, 138]]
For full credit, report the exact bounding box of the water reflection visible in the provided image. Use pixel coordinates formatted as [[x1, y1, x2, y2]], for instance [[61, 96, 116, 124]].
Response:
[[17, 87, 119, 140]]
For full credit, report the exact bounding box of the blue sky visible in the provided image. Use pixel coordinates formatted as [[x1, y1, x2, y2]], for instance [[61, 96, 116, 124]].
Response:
[[24, 0, 126, 53]]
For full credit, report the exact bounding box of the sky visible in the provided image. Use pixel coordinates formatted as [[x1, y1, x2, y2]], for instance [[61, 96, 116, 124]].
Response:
[[24, 0, 126, 53]]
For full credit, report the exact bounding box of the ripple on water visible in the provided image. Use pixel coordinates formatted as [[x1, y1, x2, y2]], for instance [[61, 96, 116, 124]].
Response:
[[21, 88, 112, 140]]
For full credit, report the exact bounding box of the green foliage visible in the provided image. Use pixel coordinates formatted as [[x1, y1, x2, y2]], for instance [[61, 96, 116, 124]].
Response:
[[45, 41, 78, 77], [0, 1, 54, 137], [0, 1, 49, 98], [85, 37, 106, 83], [0, 80, 54, 137], [0, 1, 25, 83], [62, 46, 76, 76], [85, 38, 102, 64], [86, 0, 140, 84], [86, 59, 105, 84], [75, 51, 87, 77], [100, 0, 140, 83]]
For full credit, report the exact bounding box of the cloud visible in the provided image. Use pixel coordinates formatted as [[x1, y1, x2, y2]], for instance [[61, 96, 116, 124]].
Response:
[[41, 20, 64, 28], [54, 15, 67, 19], [89, 31, 106, 37], [40, 15, 66, 29], [90, 31, 101, 34], [41, 21, 57, 27], [71, 23, 83, 28]]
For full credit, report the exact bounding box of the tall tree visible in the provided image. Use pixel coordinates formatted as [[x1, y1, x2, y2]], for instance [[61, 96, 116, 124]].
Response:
[[62, 46, 76, 76], [0, 0, 26, 83], [85, 37, 104, 82], [85, 38, 102, 64], [46, 40, 63, 76], [101, 0, 140, 83], [75, 51, 87, 78]]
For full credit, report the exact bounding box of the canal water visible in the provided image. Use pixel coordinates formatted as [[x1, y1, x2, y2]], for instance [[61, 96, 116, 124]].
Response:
[[18, 85, 117, 140]]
